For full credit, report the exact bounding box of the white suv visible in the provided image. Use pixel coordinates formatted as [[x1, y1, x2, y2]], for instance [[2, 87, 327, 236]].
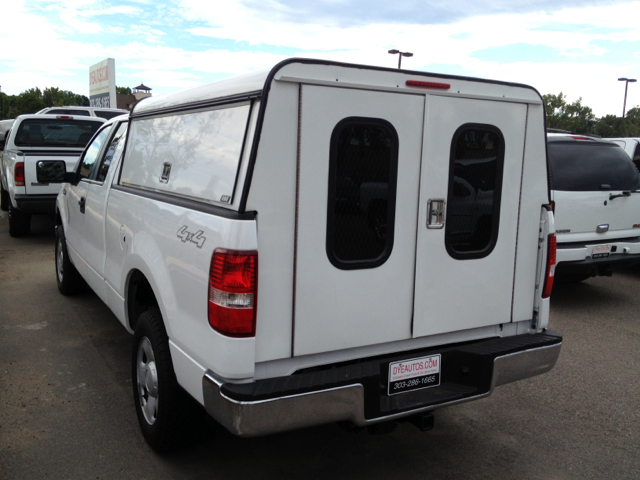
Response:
[[547, 133, 640, 281], [37, 106, 128, 120]]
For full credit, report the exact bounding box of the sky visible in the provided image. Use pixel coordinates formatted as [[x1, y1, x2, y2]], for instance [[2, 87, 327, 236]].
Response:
[[1, 0, 639, 117]]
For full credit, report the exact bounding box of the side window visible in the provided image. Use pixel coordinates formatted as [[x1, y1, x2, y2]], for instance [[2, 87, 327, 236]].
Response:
[[96, 123, 127, 182], [326, 117, 399, 270], [79, 125, 113, 179], [445, 124, 505, 259]]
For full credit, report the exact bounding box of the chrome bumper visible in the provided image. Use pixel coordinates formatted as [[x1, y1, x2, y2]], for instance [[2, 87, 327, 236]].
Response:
[[203, 337, 561, 437]]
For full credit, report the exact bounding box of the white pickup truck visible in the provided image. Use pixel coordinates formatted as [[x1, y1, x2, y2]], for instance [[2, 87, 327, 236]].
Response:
[[0, 114, 105, 236], [49, 59, 561, 452]]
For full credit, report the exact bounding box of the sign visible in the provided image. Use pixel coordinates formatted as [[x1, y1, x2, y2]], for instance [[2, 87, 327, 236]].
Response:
[[387, 354, 441, 395], [89, 58, 116, 108]]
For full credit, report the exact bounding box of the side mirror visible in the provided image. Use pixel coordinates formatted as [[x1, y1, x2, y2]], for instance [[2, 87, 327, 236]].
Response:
[[36, 160, 77, 184]]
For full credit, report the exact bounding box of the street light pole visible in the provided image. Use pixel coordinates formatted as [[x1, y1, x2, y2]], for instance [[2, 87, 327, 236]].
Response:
[[618, 77, 637, 135], [388, 49, 413, 69]]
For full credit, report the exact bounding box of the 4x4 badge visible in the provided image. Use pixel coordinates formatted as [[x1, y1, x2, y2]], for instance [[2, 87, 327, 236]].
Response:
[[177, 226, 206, 248]]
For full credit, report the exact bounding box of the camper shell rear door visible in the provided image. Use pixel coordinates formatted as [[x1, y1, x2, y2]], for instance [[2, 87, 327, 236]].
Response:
[[292, 79, 530, 357]]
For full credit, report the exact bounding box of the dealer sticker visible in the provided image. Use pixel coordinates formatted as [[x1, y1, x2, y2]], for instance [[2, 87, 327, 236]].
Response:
[[388, 354, 441, 396]]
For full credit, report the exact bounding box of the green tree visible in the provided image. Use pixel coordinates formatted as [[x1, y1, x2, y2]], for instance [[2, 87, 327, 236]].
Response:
[[42, 87, 63, 107], [594, 114, 622, 138], [543, 92, 596, 134], [117, 86, 132, 95], [14, 88, 45, 116], [622, 106, 640, 137]]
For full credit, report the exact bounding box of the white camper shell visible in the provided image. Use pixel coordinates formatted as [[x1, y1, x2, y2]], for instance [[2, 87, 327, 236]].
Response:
[[53, 59, 560, 449]]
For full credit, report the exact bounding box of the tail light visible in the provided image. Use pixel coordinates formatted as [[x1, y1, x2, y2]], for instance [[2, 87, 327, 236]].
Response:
[[14, 162, 25, 186], [208, 249, 257, 337], [542, 234, 556, 298]]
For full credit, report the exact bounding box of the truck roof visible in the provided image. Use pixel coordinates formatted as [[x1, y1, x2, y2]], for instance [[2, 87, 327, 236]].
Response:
[[132, 58, 544, 117], [14, 114, 106, 123]]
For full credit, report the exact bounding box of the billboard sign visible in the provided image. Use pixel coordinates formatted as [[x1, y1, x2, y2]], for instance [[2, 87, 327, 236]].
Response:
[[89, 58, 116, 108]]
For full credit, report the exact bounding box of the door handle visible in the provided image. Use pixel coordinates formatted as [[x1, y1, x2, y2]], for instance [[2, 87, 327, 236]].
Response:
[[427, 199, 445, 229], [78, 196, 86, 214]]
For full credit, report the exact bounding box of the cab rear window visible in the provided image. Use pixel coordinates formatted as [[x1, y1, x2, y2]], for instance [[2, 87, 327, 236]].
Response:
[[548, 141, 640, 191], [14, 119, 101, 148]]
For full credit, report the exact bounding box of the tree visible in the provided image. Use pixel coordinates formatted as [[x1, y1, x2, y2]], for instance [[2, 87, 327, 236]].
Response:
[[14, 88, 44, 116], [117, 86, 132, 95], [543, 92, 596, 134], [594, 114, 622, 138], [622, 106, 640, 137], [42, 87, 63, 107]]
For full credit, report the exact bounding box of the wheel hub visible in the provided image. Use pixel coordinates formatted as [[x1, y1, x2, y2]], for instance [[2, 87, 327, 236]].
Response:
[[144, 362, 158, 397], [56, 238, 64, 283], [136, 337, 159, 425]]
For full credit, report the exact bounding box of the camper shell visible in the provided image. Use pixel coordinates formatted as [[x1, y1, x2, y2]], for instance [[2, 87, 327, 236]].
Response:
[[54, 59, 560, 446]]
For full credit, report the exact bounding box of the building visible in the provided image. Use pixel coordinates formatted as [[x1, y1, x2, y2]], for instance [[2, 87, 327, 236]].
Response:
[[117, 83, 152, 111]]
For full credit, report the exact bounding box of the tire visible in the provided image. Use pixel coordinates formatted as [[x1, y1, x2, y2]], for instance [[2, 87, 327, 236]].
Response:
[[8, 205, 30, 237], [132, 308, 201, 452], [0, 184, 8, 212], [55, 226, 85, 295]]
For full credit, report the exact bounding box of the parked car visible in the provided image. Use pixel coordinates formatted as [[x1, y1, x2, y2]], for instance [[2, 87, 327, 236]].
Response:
[[0, 119, 14, 145], [0, 114, 106, 236], [608, 137, 640, 170], [547, 133, 640, 281], [37, 106, 128, 120], [47, 59, 560, 451]]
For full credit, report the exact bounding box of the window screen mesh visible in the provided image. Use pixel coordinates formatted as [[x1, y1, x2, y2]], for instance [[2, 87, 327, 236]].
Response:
[[327, 119, 398, 268], [445, 126, 504, 257]]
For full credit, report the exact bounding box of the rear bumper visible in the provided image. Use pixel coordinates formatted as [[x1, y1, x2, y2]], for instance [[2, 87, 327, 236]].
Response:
[[556, 242, 640, 275], [13, 194, 57, 214], [202, 331, 562, 437]]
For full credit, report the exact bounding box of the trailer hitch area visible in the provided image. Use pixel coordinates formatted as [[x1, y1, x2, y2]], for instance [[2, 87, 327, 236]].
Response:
[[407, 412, 435, 432]]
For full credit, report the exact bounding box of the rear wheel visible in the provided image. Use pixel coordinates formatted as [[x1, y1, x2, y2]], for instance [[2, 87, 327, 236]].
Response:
[[8, 205, 30, 237], [132, 308, 201, 452], [0, 184, 8, 211], [55, 226, 85, 295]]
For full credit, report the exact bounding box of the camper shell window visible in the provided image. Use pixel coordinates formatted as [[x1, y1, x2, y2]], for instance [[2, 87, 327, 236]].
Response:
[[445, 124, 505, 259], [120, 103, 251, 205], [326, 117, 398, 270]]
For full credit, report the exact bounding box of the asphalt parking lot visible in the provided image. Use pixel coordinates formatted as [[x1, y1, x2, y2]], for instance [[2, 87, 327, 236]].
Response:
[[1, 212, 639, 480]]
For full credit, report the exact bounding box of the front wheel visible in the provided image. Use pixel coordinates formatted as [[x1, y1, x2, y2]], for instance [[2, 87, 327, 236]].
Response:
[[55, 226, 85, 295]]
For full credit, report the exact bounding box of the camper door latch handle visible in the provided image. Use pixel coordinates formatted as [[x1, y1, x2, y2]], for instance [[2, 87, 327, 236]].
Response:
[[427, 199, 445, 229]]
